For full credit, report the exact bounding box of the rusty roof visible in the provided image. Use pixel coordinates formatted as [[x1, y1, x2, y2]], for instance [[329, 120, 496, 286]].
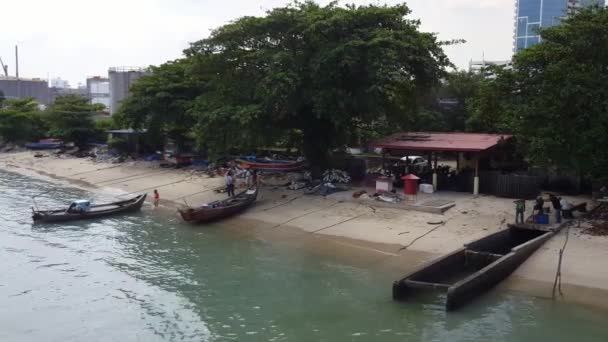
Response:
[[373, 132, 512, 153]]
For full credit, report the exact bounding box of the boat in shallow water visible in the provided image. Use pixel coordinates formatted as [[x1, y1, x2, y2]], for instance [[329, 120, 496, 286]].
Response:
[[32, 194, 146, 223], [179, 187, 258, 223], [392, 226, 555, 311]]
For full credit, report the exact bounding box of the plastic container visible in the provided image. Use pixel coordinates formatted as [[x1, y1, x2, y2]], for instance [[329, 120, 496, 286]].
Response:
[[535, 214, 549, 224]]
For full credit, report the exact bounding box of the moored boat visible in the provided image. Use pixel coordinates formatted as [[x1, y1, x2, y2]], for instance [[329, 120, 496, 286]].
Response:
[[179, 187, 258, 223], [25, 139, 63, 150], [32, 194, 147, 223], [392, 226, 555, 311], [236, 158, 304, 172]]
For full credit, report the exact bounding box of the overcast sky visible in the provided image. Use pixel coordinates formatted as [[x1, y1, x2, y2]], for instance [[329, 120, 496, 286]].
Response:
[[0, 0, 515, 86]]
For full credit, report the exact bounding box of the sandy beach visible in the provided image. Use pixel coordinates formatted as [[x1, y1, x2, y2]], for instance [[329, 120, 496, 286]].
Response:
[[2, 151, 608, 310]]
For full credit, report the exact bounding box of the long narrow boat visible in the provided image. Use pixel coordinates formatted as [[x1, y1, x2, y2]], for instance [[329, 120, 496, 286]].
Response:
[[32, 194, 147, 223], [25, 141, 63, 150], [392, 226, 555, 311], [179, 187, 258, 223], [236, 158, 305, 172]]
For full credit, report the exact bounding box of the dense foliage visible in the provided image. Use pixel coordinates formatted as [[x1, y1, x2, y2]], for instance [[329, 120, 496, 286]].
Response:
[[467, 6, 608, 179], [46, 95, 99, 147], [0, 98, 48, 143], [118, 1, 453, 171]]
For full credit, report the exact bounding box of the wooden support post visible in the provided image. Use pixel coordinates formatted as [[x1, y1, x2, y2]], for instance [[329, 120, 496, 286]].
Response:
[[474, 156, 480, 195], [432, 153, 438, 191], [381, 150, 386, 171]]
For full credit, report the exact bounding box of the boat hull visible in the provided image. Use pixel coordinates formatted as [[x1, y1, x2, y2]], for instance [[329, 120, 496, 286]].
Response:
[[179, 188, 258, 223], [393, 227, 554, 311], [236, 159, 304, 172], [25, 143, 63, 150], [32, 194, 147, 223]]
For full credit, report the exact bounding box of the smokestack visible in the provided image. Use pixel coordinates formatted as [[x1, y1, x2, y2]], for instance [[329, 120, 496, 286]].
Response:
[[15, 45, 19, 79]]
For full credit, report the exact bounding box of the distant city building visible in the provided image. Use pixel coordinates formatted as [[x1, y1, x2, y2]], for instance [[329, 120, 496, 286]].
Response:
[[469, 60, 512, 73], [49, 85, 88, 103], [0, 77, 50, 104], [50, 77, 70, 89], [514, 0, 605, 53], [108, 67, 149, 114], [87, 76, 111, 111]]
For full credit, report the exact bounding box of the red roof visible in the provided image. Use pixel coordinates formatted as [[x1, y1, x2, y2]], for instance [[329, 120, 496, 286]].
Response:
[[373, 132, 512, 153]]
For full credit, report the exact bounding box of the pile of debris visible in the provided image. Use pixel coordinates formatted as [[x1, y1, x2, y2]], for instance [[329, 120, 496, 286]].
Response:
[[581, 202, 608, 236]]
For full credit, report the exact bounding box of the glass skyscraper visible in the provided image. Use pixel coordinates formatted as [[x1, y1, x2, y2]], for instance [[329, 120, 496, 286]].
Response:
[[514, 0, 606, 53]]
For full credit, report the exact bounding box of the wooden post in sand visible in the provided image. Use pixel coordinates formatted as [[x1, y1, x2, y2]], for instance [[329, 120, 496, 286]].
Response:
[[474, 156, 480, 196]]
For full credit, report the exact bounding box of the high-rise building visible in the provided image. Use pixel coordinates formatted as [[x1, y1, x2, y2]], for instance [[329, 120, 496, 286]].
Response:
[[108, 67, 149, 114], [514, 0, 605, 53]]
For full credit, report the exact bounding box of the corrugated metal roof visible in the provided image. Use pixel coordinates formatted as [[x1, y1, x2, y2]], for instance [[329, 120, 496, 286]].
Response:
[[373, 132, 512, 153]]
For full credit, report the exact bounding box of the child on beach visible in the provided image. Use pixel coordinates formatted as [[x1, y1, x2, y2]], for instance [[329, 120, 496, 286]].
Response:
[[153, 189, 160, 208]]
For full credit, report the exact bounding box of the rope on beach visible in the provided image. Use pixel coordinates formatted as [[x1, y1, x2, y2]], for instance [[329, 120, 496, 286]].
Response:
[[66, 164, 123, 177], [261, 195, 305, 211], [552, 222, 573, 299], [270, 201, 342, 229], [311, 213, 365, 233], [94, 169, 172, 186], [399, 220, 449, 251]]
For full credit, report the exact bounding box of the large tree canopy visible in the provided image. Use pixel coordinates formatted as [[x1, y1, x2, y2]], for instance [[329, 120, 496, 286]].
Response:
[[187, 1, 452, 169], [47, 95, 98, 147], [119, 1, 453, 169], [0, 98, 47, 143], [115, 60, 201, 148]]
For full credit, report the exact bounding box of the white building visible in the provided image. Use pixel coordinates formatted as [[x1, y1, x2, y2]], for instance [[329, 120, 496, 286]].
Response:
[[50, 77, 70, 89], [86, 76, 111, 111]]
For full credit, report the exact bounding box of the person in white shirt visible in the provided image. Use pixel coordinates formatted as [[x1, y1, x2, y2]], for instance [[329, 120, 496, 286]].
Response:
[[225, 171, 235, 197]]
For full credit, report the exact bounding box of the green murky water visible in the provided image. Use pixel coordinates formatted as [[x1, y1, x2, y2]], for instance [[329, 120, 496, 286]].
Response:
[[1, 170, 607, 341]]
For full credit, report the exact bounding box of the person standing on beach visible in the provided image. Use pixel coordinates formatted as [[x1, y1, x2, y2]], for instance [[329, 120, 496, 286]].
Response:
[[153, 189, 160, 208], [225, 171, 235, 197], [550, 194, 562, 223], [514, 199, 525, 224]]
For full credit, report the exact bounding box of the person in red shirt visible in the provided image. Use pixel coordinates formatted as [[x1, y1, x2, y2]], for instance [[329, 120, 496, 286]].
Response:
[[153, 189, 160, 208]]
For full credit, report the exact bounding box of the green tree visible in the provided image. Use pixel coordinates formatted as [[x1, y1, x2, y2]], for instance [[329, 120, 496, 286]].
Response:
[[115, 60, 200, 149], [47, 95, 97, 147], [0, 97, 47, 143], [503, 6, 608, 179], [466, 66, 515, 133], [0, 90, 5, 107], [185, 1, 453, 170]]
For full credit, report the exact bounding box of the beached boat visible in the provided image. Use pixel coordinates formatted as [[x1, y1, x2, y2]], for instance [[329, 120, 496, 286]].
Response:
[[178, 187, 258, 223], [392, 226, 555, 311], [32, 194, 147, 223], [236, 158, 305, 172], [25, 139, 63, 150]]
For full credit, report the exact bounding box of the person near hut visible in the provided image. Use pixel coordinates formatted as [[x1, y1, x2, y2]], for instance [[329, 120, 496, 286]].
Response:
[[514, 199, 525, 224], [550, 194, 562, 224], [153, 189, 160, 208], [533, 196, 544, 218], [225, 171, 235, 197], [560, 197, 574, 219]]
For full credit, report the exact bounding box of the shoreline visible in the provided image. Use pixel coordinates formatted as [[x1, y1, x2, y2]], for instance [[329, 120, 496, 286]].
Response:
[[2, 151, 608, 312]]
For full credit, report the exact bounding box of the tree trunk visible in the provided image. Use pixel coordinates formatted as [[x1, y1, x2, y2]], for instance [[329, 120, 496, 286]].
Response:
[[302, 120, 332, 178]]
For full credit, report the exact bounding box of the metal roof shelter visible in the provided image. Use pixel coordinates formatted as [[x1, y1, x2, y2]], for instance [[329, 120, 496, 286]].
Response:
[[373, 132, 512, 153], [372, 132, 513, 195]]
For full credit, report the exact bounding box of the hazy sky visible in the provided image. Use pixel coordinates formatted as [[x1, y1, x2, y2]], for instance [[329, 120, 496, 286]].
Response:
[[0, 0, 515, 86]]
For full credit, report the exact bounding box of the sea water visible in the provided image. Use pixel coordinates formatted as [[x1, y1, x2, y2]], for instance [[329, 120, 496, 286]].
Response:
[[1, 169, 607, 342]]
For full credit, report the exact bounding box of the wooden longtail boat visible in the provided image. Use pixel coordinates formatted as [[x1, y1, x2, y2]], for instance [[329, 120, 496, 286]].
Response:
[[32, 194, 147, 223], [178, 187, 258, 223], [25, 141, 63, 150], [392, 226, 555, 311], [236, 158, 305, 172]]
